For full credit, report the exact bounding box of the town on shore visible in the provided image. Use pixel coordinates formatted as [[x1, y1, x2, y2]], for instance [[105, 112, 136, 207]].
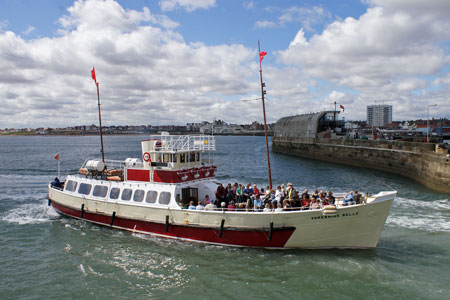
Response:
[[1, 117, 449, 143]]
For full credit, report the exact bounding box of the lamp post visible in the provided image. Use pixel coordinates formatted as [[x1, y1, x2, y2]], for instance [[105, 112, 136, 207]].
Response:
[[427, 104, 437, 143]]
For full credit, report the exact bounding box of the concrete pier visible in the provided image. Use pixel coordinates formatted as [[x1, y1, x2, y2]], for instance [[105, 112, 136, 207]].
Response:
[[272, 136, 450, 193]]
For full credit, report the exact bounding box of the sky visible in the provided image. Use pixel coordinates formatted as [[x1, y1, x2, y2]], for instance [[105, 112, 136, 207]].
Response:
[[0, 0, 449, 128]]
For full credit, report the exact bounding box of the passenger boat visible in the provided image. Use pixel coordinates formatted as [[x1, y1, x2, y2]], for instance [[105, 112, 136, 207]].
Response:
[[48, 55, 395, 249], [48, 132, 396, 249]]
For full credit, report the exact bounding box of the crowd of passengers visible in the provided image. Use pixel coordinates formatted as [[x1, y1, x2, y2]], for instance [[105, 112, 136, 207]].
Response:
[[183, 182, 363, 211]]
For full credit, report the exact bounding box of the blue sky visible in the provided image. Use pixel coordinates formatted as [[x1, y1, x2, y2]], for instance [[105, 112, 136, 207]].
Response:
[[0, 0, 449, 128]]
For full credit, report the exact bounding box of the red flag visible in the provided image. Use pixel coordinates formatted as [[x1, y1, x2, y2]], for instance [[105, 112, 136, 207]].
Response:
[[340, 104, 345, 112], [259, 51, 267, 63], [91, 67, 97, 84], [54, 153, 60, 160]]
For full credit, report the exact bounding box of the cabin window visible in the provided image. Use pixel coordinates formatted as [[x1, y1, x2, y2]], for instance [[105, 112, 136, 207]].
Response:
[[172, 154, 177, 163], [78, 183, 92, 195], [163, 154, 170, 162], [159, 192, 171, 205], [121, 188, 132, 201], [180, 153, 185, 163], [110, 187, 120, 199], [189, 153, 195, 162], [65, 180, 78, 192], [146, 191, 158, 203], [93, 185, 108, 198], [133, 189, 145, 202], [196, 153, 200, 161]]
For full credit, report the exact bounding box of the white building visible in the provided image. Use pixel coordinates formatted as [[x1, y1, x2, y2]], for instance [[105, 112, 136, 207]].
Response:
[[367, 105, 393, 126]]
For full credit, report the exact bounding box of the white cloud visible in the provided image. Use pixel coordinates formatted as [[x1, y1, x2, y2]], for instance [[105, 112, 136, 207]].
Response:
[[277, 0, 450, 119], [22, 26, 36, 35], [254, 20, 276, 29], [279, 6, 331, 31], [159, 0, 216, 12], [0, 0, 261, 128]]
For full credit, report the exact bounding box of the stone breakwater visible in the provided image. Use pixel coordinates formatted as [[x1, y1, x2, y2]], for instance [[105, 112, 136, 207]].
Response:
[[272, 137, 450, 194]]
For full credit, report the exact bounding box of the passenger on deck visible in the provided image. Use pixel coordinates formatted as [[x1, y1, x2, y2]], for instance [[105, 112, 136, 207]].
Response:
[[320, 196, 330, 207], [205, 200, 217, 211], [327, 191, 335, 204], [203, 195, 211, 206], [215, 183, 226, 205], [251, 185, 260, 200], [188, 201, 196, 210], [227, 201, 236, 211], [196, 201, 205, 210], [51, 177, 62, 188], [253, 194, 263, 211], [263, 203, 272, 212], [243, 184, 253, 203], [236, 184, 243, 203], [319, 190, 327, 199], [238, 203, 245, 211], [354, 190, 362, 204], [285, 183, 295, 203], [225, 183, 235, 205], [344, 191, 354, 205], [301, 189, 310, 200], [301, 194, 310, 210], [283, 199, 292, 210], [220, 202, 227, 211], [275, 202, 283, 212], [311, 189, 319, 200], [272, 186, 282, 208], [310, 198, 320, 210]]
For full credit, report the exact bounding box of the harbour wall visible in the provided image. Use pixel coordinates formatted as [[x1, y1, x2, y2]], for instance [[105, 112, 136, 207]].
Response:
[[272, 137, 450, 194]]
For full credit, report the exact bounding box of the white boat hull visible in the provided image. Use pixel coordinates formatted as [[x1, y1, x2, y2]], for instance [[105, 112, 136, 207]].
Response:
[[48, 186, 395, 249]]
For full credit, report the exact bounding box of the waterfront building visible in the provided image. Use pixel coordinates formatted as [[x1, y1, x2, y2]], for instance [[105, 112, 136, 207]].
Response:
[[367, 105, 393, 127]]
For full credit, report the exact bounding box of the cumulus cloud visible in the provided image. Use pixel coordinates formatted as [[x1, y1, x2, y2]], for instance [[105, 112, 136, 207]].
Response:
[[159, 0, 216, 12], [277, 0, 450, 120], [0, 0, 263, 128]]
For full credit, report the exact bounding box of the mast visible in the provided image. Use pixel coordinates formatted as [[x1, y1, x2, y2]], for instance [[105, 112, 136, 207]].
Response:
[[96, 82, 105, 163], [92, 67, 105, 163], [258, 41, 272, 190]]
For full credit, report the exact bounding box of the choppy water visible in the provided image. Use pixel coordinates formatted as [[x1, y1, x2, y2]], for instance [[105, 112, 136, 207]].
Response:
[[0, 135, 449, 299]]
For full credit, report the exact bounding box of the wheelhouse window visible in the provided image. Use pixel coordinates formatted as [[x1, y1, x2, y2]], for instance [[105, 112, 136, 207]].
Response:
[[121, 188, 132, 201], [133, 189, 145, 202], [145, 191, 158, 203], [78, 183, 92, 195], [110, 187, 120, 199], [93, 185, 108, 198], [65, 180, 78, 192], [180, 153, 185, 163], [159, 192, 171, 205], [189, 153, 195, 162]]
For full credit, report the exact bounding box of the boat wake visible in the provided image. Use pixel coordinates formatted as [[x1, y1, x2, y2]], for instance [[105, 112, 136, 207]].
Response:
[[387, 197, 450, 232], [1, 200, 59, 225]]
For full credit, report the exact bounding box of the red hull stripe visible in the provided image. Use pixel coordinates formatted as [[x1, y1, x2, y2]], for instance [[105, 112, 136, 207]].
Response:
[[50, 201, 295, 248]]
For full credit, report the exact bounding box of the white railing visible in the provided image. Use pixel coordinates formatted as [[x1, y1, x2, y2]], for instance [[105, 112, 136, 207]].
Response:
[[147, 134, 216, 152]]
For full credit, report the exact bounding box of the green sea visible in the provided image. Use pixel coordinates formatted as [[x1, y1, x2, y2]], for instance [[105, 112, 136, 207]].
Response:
[[1, 135, 449, 299]]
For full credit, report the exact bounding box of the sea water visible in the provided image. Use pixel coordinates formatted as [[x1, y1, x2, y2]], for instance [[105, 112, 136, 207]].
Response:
[[0, 135, 449, 299]]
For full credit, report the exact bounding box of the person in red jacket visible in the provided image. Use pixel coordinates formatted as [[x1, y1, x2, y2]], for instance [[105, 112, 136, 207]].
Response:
[[215, 183, 226, 206]]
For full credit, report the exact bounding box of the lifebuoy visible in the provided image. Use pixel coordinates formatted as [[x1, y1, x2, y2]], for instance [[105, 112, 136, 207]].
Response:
[[143, 152, 151, 162]]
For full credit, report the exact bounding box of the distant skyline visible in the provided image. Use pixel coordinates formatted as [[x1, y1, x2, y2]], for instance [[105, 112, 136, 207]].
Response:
[[1, 0, 449, 128]]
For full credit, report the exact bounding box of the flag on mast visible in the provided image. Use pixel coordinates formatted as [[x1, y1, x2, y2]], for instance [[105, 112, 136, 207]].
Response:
[[91, 67, 97, 84], [54, 153, 60, 160], [340, 104, 345, 112], [259, 51, 267, 63]]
